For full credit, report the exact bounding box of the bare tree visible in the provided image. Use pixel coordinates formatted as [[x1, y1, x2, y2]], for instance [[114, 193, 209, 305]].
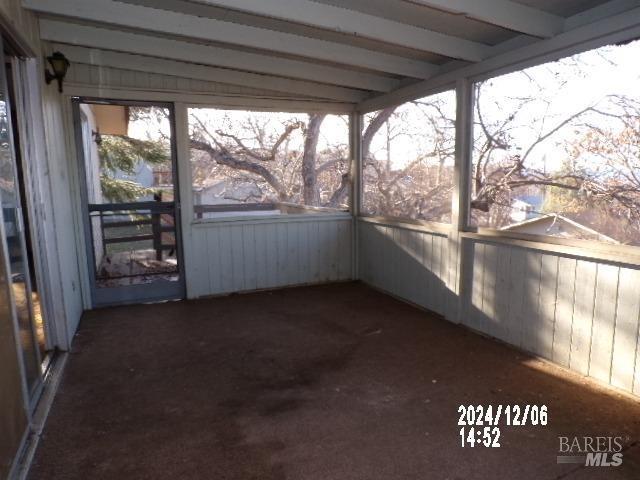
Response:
[[469, 50, 640, 245], [361, 95, 456, 222], [189, 111, 352, 208]]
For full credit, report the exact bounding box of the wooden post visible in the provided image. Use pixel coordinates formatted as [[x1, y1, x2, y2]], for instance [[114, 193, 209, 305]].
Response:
[[100, 212, 106, 259], [152, 192, 162, 261]]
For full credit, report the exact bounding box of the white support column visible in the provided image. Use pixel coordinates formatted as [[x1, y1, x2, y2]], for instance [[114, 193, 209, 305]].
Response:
[[350, 112, 363, 279], [448, 78, 475, 323], [452, 78, 474, 231], [174, 103, 195, 299], [350, 113, 363, 218]]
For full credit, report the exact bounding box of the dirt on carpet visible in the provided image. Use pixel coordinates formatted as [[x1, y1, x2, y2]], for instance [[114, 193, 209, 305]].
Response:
[[28, 282, 640, 479]]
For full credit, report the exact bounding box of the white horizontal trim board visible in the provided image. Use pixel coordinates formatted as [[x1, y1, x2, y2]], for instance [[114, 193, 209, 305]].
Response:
[[59, 45, 367, 103], [38, 20, 398, 93], [191, 213, 352, 226], [186, 218, 353, 298], [25, 0, 436, 78], [65, 84, 355, 114], [358, 219, 640, 397], [407, 0, 564, 38], [188, 0, 491, 61]]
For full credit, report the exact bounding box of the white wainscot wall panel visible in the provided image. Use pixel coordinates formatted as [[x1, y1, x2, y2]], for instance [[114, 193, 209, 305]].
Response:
[[358, 221, 640, 397], [186, 217, 353, 298], [461, 239, 640, 396], [358, 220, 453, 317]]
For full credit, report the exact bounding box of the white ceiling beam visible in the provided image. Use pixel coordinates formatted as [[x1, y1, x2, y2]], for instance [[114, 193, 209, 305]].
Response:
[[404, 0, 564, 38], [172, 0, 492, 61], [564, 0, 640, 30], [66, 85, 356, 114], [57, 45, 367, 103], [358, 4, 640, 112], [39, 20, 398, 92], [24, 0, 437, 79]]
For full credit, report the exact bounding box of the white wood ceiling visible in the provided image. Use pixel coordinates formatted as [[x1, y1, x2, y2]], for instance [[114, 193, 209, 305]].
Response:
[[22, 0, 637, 107]]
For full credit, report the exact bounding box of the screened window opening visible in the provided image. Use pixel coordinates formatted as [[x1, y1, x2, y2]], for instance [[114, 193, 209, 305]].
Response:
[[361, 90, 456, 223], [188, 108, 350, 219], [471, 40, 640, 246]]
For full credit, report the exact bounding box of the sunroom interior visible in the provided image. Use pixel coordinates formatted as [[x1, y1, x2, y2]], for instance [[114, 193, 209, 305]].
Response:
[[2, 0, 640, 479]]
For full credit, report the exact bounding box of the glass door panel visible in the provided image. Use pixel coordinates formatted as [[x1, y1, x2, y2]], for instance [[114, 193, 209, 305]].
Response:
[[0, 44, 40, 396]]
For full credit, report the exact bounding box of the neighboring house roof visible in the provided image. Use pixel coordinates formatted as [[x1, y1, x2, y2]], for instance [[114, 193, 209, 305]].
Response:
[[501, 214, 619, 244]]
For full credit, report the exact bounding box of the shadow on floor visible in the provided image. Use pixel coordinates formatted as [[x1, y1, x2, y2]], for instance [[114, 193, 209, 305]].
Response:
[[29, 282, 640, 479]]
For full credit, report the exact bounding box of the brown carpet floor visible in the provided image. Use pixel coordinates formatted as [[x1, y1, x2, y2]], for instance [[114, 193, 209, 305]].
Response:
[[29, 282, 640, 479]]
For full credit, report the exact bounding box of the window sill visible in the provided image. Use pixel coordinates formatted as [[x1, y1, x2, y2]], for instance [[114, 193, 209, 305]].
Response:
[[358, 215, 452, 235], [191, 211, 352, 226], [357, 217, 640, 266], [461, 229, 640, 268]]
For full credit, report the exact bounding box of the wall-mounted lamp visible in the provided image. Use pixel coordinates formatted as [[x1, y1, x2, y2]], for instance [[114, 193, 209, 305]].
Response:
[[44, 51, 70, 93], [92, 129, 102, 146]]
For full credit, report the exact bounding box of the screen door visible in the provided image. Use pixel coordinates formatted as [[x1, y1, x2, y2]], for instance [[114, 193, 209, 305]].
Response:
[[73, 100, 185, 307]]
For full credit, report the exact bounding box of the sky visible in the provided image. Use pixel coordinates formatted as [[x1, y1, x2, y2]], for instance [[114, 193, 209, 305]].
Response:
[[366, 39, 640, 172], [478, 39, 640, 172]]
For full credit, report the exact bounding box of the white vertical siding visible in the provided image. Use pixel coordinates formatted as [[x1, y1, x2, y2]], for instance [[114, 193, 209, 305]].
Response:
[[185, 216, 353, 298], [65, 63, 314, 100], [461, 241, 640, 396], [537, 255, 559, 359], [41, 87, 86, 347], [358, 219, 640, 397], [358, 220, 450, 317], [611, 268, 640, 392], [0, 0, 39, 51], [589, 264, 619, 383], [505, 247, 527, 347], [552, 257, 577, 367]]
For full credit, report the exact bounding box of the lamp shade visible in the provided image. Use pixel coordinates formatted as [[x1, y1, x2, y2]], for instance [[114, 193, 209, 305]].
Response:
[[45, 52, 70, 93], [48, 52, 70, 77]]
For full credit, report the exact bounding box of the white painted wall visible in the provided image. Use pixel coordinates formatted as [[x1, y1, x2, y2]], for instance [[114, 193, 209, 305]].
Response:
[[358, 220, 454, 317], [0, 0, 39, 52], [65, 63, 316, 102], [186, 216, 353, 298], [0, 13, 88, 351], [461, 240, 640, 395], [358, 218, 640, 397], [40, 87, 87, 347]]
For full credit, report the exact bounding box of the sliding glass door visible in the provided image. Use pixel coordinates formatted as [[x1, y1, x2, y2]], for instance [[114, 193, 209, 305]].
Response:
[[0, 40, 42, 399]]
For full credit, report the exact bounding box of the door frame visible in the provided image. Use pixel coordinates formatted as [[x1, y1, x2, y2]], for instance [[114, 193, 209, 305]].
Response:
[[72, 97, 186, 307], [9, 57, 57, 355]]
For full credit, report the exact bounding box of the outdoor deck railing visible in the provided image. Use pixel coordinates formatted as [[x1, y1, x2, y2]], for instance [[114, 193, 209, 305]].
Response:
[[88, 200, 176, 262]]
